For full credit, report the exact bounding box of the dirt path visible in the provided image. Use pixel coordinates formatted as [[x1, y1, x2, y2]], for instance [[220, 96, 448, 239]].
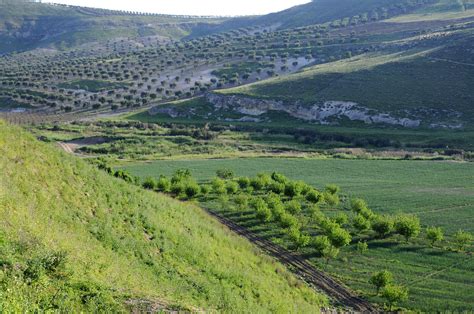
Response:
[[205, 209, 378, 312]]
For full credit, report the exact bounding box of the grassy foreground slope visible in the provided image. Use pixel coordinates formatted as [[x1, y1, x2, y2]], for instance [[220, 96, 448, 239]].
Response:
[[0, 120, 326, 312]]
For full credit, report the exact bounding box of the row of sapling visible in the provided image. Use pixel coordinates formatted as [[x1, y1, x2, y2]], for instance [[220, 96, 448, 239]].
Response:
[[348, 198, 473, 251], [99, 165, 473, 311]]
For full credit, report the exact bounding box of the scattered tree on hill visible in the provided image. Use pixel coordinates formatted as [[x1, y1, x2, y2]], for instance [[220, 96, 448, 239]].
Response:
[[216, 168, 234, 179], [395, 214, 421, 242], [454, 230, 473, 251], [381, 285, 409, 311], [372, 215, 394, 238], [426, 226, 444, 247], [142, 177, 157, 190], [370, 270, 393, 294], [357, 241, 368, 255]]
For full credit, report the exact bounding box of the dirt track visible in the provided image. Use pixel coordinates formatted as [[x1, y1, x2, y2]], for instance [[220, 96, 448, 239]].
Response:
[[206, 209, 378, 313]]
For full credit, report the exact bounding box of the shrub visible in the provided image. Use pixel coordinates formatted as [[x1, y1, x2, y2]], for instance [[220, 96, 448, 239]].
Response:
[[184, 181, 201, 199], [288, 227, 310, 250], [334, 213, 348, 226], [353, 214, 371, 232], [351, 198, 368, 213], [372, 215, 394, 238], [265, 193, 283, 209], [381, 285, 409, 310], [234, 194, 249, 209], [454, 230, 473, 251], [279, 212, 298, 229], [370, 270, 393, 294], [306, 189, 321, 203], [212, 178, 227, 194], [253, 198, 272, 222], [284, 200, 302, 215], [284, 181, 304, 198], [325, 184, 340, 195], [142, 177, 158, 190], [322, 192, 339, 206], [171, 181, 185, 196], [237, 177, 251, 189], [271, 203, 286, 221], [216, 168, 234, 179], [357, 241, 368, 254], [271, 172, 288, 183], [225, 181, 239, 194], [426, 226, 444, 246], [394, 214, 421, 242], [328, 227, 352, 248], [200, 184, 211, 195], [171, 168, 192, 184], [313, 235, 331, 254], [269, 181, 285, 194], [156, 176, 171, 192]]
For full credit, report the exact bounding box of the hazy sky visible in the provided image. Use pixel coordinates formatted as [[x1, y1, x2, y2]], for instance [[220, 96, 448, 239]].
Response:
[[43, 0, 311, 16]]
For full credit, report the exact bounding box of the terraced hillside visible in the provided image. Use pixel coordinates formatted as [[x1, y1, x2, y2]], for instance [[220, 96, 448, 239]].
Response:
[[0, 120, 328, 312]]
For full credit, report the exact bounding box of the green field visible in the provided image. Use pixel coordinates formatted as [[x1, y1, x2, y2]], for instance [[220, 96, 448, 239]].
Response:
[[121, 158, 474, 311]]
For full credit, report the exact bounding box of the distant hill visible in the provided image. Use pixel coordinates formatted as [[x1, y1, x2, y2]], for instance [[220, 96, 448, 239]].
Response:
[[0, 1, 226, 54], [0, 120, 326, 311]]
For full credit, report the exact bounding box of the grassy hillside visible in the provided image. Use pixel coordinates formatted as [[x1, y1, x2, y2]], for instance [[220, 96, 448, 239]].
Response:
[[0, 120, 327, 312], [0, 2, 224, 53]]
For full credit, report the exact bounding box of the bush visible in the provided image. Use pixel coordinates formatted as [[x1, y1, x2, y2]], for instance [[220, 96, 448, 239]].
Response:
[[225, 181, 239, 194], [279, 212, 298, 229], [171, 181, 185, 196], [184, 181, 201, 199], [288, 227, 310, 250], [142, 177, 158, 190], [156, 176, 171, 192], [357, 241, 368, 254], [200, 184, 211, 195], [284, 181, 304, 198], [284, 200, 302, 215], [237, 177, 251, 189], [351, 198, 368, 213], [269, 182, 285, 194], [212, 178, 227, 194], [171, 169, 192, 184], [372, 215, 394, 238], [454, 230, 473, 251], [253, 198, 272, 222], [426, 226, 444, 246], [370, 270, 393, 294], [328, 227, 351, 248], [306, 189, 322, 203], [216, 168, 234, 179], [271, 172, 288, 183], [334, 213, 348, 226], [265, 193, 283, 209], [381, 285, 409, 310], [353, 214, 371, 232], [325, 184, 340, 195], [234, 194, 249, 209], [313, 235, 331, 254], [394, 214, 421, 242], [322, 192, 339, 206]]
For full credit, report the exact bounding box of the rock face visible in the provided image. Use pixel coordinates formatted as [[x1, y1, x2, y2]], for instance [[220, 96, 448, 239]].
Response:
[[206, 93, 422, 127]]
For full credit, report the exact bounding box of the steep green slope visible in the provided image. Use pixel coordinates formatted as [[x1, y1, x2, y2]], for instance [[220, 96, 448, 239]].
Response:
[[0, 1, 224, 54], [0, 120, 327, 312]]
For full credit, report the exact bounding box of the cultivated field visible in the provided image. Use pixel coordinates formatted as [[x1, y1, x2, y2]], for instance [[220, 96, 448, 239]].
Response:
[[121, 158, 474, 311]]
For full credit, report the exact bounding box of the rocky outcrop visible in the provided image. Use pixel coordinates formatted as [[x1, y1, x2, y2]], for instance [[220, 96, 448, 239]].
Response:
[[206, 93, 422, 127]]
